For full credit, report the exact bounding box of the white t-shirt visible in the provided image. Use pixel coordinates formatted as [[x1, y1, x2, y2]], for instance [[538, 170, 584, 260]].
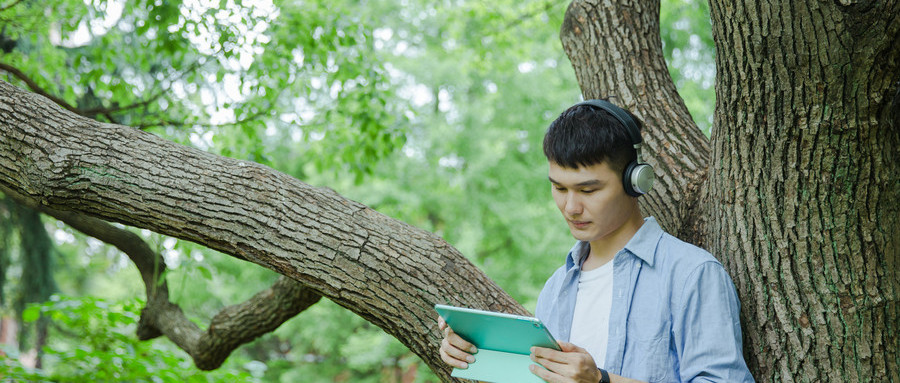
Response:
[[568, 260, 614, 369]]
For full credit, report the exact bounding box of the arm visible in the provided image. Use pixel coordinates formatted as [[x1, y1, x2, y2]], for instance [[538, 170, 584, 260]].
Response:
[[674, 263, 754, 382], [529, 342, 647, 383]]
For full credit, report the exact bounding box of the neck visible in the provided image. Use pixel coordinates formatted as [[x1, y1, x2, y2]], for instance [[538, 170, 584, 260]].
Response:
[[582, 210, 645, 271]]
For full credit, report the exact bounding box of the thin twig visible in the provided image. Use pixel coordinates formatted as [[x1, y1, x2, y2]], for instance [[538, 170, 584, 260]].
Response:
[[0, 62, 80, 114], [0, 0, 23, 13]]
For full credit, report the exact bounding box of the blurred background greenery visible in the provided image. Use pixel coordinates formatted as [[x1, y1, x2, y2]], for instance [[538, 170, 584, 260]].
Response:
[[0, 0, 714, 381]]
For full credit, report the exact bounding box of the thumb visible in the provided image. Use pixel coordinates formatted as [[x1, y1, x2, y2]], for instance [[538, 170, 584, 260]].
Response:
[[557, 341, 586, 353]]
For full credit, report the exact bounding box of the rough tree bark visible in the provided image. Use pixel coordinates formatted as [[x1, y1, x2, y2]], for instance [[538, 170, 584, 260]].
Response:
[[0, 79, 522, 382], [561, 0, 900, 381], [706, 1, 900, 381]]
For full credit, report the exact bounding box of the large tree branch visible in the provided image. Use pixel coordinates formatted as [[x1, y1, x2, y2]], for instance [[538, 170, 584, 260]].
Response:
[[0, 184, 321, 370], [0, 79, 516, 381], [559, 0, 711, 244]]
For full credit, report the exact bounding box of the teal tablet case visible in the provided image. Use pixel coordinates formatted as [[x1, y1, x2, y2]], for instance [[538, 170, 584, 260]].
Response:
[[434, 304, 560, 383]]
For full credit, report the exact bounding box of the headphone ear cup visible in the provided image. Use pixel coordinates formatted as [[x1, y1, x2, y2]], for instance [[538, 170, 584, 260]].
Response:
[[623, 162, 655, 197], [622, 161, 640, 197]]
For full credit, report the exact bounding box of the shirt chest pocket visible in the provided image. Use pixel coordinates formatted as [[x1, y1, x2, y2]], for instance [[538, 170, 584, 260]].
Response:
[[624, 315, 672, 383]]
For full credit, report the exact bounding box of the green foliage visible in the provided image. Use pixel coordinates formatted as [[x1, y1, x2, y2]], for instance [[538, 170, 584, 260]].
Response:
[[660, 0, 716, 135], [4, 296, 256, 382], [0, 0, 407, 178]]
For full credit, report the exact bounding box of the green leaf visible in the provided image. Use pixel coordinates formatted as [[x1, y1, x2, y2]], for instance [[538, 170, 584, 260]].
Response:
[[22, 305, 41, 322], [197, 265, 213, 280]]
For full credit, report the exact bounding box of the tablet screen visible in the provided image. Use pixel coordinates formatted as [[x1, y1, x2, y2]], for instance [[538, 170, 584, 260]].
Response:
[[435, 304, 561, 354]]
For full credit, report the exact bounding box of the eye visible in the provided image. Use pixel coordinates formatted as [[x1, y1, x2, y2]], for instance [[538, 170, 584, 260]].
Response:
[[581, 189, 596, 194], [552, 185, 567, 192]]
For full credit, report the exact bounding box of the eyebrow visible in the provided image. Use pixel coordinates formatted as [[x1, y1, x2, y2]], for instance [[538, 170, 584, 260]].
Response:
[[548, 177, 606, 187]]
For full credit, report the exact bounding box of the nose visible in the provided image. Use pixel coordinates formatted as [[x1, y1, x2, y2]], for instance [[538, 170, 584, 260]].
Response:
[[564, 192, 583, 216]]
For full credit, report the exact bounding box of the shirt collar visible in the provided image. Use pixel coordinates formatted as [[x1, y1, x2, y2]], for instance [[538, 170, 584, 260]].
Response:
[[623, 216, 663, 267], [564, 216, 664, 269]]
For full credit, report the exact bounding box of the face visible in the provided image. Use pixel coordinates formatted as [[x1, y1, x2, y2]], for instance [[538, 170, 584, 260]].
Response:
[[548, 161, 639, 244]]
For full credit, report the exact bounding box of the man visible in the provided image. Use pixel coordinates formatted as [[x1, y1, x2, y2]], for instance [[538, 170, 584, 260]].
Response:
[[438, 100, 754, 382]]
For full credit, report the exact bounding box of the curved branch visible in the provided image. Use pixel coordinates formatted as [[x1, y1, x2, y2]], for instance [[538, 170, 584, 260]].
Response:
[[559, 0, 711, 243], [0, 184, 321, 370], [138, 275, 321, 370]]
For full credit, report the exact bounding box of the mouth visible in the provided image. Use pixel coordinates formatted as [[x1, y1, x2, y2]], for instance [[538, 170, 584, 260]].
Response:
[[569, 220, 591, 229]]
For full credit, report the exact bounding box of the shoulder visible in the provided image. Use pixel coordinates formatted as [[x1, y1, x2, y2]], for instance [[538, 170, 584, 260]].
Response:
[[652, 231, 736, 297], [654, 231, 723, 273], [653, 232, 740, 308]]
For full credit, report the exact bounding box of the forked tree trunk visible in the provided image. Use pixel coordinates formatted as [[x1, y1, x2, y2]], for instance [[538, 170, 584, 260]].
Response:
[[560, 0, 712, 246], [561, 0, 900, 381]]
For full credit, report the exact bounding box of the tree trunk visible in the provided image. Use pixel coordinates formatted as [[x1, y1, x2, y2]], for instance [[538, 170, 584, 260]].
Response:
[[0, 80, 520, 382], [706, 1, 900, 381], [560, 0, 900, 381]]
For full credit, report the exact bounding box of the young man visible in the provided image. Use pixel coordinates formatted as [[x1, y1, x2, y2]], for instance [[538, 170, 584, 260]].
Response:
[[438, 100, 754, 382]]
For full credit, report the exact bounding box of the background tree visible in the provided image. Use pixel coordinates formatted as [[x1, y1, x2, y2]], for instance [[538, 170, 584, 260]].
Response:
[[1, 1, 896, 383]]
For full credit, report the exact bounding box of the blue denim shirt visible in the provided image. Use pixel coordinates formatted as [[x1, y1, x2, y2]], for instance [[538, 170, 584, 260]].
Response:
[[535, 217, 754, 382]]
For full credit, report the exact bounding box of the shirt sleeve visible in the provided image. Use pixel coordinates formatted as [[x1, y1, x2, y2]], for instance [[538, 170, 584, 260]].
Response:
[[673, 262, 755, 383], [535, 265, 566, 339]]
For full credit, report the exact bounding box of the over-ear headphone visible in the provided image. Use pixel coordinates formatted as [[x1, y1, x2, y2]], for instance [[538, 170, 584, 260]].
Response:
[[573, 99, 655, 197]]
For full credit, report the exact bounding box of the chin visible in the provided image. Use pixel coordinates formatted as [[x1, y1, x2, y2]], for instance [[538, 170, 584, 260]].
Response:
[[570, 231, 595, 242]]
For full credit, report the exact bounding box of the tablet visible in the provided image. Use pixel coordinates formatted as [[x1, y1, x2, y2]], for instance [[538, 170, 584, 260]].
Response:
[[434, 304, 560, 383]]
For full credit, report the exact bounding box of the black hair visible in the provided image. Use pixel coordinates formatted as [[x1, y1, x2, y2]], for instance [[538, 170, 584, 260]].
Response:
[[542, 101, 641, 176]]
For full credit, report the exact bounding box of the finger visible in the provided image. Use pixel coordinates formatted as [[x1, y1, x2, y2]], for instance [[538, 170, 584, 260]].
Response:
[[556, 342, 597, 370], [531, 346, 569, 364], [529, 363, 562, 383], [447, 331, 477, 353], [531, 352, 570, 376], [440, 338, 476, 369], [439, 344, 470, 369], [441, 337, 476, 364], [437, 316, 446, 330]]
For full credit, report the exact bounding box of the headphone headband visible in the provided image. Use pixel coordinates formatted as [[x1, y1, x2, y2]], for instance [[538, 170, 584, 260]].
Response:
[[573, 99, 642, 145], [571, 99, 654, 196]]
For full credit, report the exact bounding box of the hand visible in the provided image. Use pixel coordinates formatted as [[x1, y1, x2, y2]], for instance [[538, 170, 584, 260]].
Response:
[[437, 316, 478, 369], [529, 341, 601, 383]]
